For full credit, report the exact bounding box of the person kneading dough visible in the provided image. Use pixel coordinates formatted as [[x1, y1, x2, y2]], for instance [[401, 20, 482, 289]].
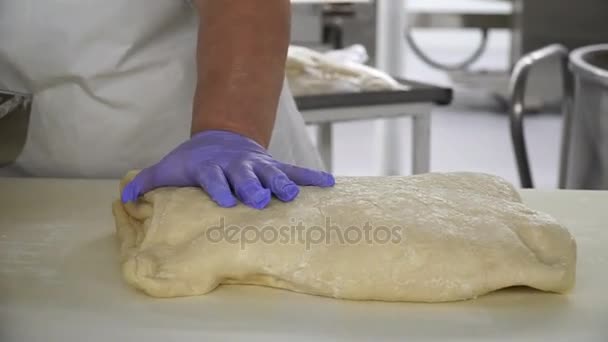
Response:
[[0, 0, 335, 208]]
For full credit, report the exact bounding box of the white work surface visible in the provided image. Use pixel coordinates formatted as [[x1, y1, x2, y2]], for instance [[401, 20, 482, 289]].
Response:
[[1, 178, 607, 341]]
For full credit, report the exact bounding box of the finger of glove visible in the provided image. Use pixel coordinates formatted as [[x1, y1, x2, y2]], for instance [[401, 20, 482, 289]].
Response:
[[226, 166, 271, 210], [121, 168, 158, 203], [254, 164, 300, 202], [278, 164, 336, 187], [195, 164, 238, 208]]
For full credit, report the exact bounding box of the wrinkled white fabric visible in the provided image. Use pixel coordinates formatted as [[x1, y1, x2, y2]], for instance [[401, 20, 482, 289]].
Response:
[[0, 0, 322, 178]]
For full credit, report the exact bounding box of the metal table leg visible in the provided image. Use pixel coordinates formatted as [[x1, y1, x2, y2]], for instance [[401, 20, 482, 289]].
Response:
[[375, 0, 408, 176], [412, 112, 431, 174], [317, 123, 333, 172], [381, 119, 402, 176], [301, 103, 436, 176]]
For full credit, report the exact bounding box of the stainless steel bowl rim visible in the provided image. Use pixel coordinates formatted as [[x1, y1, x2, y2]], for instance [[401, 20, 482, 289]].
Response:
[[570, 44, 608, 87]]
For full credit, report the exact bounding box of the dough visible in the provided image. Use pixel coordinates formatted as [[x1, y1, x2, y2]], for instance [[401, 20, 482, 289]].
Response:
[[286, 45, 407, 96], [112, 171, 577, 302]]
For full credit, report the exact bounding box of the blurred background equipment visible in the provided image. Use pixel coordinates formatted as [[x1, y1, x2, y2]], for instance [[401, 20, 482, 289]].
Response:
[[291, 0, 608, 188], [510, 44, 608, 190], [291, 0, 376, 56], [406, 0, 608, 110], [1, 0, 606, 188], [291, 0, 453, 176], [296, 77, 451, 174], [564, 45, 608, 190], [0, 90, 31, 167]]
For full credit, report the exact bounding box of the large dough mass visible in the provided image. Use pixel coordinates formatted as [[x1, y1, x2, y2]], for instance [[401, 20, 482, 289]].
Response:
[[112, 172, 576, 302]]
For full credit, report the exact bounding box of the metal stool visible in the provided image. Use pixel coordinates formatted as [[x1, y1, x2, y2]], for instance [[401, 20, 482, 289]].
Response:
[[510, 44, 608, 189]]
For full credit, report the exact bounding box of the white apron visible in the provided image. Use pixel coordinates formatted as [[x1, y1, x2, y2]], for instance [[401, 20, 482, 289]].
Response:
[[0, 0, 322, 178]]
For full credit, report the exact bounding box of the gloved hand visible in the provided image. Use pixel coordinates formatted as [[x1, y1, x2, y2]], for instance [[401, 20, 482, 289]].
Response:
[[121, 130, 335, 209]]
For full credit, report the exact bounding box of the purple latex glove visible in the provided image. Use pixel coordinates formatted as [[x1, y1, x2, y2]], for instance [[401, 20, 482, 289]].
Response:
[[121, 130, 335, 209]]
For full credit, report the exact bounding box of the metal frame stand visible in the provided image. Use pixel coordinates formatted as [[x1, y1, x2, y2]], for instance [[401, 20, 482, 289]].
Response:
[[302, 103, 432, 175], [375, 0, 409, 176]]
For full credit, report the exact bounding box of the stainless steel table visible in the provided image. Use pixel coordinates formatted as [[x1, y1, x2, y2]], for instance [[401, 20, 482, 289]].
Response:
[[296, 80, 452, 175]]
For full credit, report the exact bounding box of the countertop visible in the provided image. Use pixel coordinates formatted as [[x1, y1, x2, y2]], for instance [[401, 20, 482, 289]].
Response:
[[1, 177, 607, 341]]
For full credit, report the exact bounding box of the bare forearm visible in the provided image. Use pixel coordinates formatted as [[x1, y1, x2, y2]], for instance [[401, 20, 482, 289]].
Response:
[[191, 0, 291, 147]]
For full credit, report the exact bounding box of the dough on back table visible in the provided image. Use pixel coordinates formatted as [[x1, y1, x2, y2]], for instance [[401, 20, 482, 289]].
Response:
[[112, 171, 576, 302]]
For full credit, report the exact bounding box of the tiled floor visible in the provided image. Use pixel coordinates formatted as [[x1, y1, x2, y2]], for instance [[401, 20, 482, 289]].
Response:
[[309, 0, 564, 189]]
